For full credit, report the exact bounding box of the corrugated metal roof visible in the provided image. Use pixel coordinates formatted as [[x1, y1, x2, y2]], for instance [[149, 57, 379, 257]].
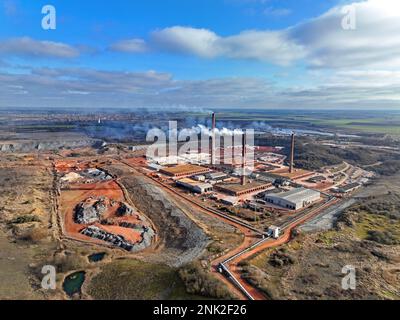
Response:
[[267, 188, 320, 203]]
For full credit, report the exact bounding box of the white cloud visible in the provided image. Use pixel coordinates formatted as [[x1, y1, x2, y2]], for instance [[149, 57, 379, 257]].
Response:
[[2, 0, 400, 109], [2, 64, 400, 109], [109, 38, 148, 53], [150, 26, 220, 58], [219, 30, 305, 65], [0, 37, 80, 59], [290, 0, 400, 68], [111, 0, 400, 70], [149, 26, 305, 65]]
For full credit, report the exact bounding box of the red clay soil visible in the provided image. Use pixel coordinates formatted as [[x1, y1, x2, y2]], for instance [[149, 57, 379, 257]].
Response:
[[60, 180, 144, 245], [55, 160, 91, 173], [95, 224, 143, 243], [124, 157, 148, 167]]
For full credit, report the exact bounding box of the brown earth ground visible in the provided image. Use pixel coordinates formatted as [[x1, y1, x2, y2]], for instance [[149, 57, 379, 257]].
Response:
[[0, 153, 241, 300], [0, 156, 61, 299]]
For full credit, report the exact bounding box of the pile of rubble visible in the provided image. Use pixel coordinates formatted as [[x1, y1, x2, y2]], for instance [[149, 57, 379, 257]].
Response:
[[61, 172, 83, 184], [135, 226, 155, 251], [75, 197, 108, 224], [81, 168, 112, 182], [117, 202, 136, 216], [81, 226, 134, 251], [80, 225, 155, 252], [74, 196, 139, 225], [74, 196, 155, 251], [60, 168, 112, 186]]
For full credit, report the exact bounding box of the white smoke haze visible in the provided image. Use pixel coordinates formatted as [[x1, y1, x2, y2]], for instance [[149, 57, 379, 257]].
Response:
[[146, 121, 255, 170], [190, 124, 245, 137], [166, 124, 245, 141]]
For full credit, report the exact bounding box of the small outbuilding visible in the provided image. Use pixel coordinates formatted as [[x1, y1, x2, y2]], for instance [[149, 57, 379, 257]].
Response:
[[267, 225, 281, 239]]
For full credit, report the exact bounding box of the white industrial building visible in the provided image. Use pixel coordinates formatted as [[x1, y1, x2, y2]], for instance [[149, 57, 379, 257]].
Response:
[[147, 163, 163, 171], [206, 172, 228, 182], [176, 178, 213, 194], [265, 188, 321, 210]]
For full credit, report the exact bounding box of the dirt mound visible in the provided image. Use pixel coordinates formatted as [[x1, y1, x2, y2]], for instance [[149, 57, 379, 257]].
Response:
[[75, 197, 108, 224]]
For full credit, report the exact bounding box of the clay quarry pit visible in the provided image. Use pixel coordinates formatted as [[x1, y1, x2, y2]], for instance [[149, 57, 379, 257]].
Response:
[[56, 160, 155, 253]]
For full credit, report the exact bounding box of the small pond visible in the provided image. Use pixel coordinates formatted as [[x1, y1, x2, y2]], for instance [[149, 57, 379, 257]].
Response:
[[63, 271, 86, 297], [88, 252, 106, 263]]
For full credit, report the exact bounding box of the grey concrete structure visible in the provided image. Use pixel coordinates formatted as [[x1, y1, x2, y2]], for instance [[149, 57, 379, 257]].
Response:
[[265, 187, 321, 210]]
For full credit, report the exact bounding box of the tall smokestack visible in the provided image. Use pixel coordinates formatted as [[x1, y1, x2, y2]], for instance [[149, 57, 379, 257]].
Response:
[[241, 133, 247, 186], [212, 113, 216, 131], [211, 113, 216, 165], [290, 133, 295, 174]]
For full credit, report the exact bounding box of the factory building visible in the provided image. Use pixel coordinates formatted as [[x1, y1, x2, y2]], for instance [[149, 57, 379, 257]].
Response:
[[220, 196, 239, 206], [265, 188, 321, 210], [176, 178, 213, 194], [337, 183, 361, 194], [215, 181, 271, 197], [206, 172, 228, 182], [147, 163, 162, 171], [160, 164, 210, 178], [192, 175, 206, 182]]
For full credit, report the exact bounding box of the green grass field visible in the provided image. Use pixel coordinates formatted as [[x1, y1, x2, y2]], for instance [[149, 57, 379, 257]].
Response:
[[87, 258, 205, 300], [189, 110, 400, 135]]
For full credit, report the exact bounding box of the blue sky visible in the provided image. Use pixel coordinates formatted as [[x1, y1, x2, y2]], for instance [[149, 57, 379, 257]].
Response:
[[0, 0, 337, 78], [1, 0, 400, 109]]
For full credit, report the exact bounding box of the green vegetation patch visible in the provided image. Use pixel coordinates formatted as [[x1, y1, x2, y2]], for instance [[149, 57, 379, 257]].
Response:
[[179, 262, 236, 300], [353, 213, 400, 245], [341, 193, 400, 245], [87, 258, 201, 300], [8, 215, 41, 225]]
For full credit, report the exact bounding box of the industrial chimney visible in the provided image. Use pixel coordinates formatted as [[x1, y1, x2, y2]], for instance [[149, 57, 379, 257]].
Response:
[[212, 112, 216, 131], [289, 133, 295, 173], [241, 133, 247, 186], [211, 113, 216, 165]]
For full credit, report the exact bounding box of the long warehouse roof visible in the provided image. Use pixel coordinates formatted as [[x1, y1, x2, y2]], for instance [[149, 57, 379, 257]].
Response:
[[267, 188, 320, 203]]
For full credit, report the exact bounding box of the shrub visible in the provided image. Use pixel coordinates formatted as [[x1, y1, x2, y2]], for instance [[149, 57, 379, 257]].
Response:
[[20, 228, 48, 243], [367, 230, 400, 245], [179, 262, 236, 300], [9, 215, 41, 224]]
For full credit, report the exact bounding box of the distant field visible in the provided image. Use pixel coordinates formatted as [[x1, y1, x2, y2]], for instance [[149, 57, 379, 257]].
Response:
[[189, 110, 400, 135], [312, 118, 400, 135]]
